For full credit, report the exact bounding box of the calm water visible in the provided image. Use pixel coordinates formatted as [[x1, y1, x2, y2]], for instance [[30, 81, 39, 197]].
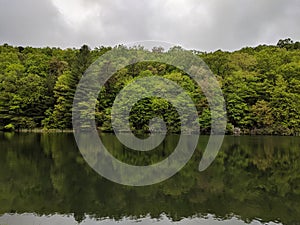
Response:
[[0, 132, 300, 225]]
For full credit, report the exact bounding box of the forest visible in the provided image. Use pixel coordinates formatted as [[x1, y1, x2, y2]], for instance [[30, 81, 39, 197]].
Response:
[[0, 38, 299, 135]]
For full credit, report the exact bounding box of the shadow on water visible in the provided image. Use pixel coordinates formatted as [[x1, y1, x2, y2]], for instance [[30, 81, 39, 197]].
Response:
[[0, 132, 300, 224]]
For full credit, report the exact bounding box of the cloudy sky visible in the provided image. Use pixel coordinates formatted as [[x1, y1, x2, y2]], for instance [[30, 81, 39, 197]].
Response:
[[0, 0, 299, 51]]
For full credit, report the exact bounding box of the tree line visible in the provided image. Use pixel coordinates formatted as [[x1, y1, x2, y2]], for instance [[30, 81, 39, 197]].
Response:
[[0, 38, 299, 135]]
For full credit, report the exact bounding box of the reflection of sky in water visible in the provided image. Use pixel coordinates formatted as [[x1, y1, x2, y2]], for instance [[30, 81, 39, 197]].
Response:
[[0, 214, 282, 225]]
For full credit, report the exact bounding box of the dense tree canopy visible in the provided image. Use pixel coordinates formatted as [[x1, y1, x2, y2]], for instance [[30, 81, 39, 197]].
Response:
[[0, 40, 299, 135]]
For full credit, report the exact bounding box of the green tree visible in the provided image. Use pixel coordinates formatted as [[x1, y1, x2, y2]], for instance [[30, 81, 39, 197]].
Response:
[[43, 45, 92, 129]]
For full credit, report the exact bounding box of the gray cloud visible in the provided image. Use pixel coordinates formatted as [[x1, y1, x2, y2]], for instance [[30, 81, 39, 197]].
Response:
[[0, 0, 72, 47], [0, 0, 299, 51]]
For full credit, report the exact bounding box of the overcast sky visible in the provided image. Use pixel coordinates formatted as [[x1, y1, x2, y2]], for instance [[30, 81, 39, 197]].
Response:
[[0, 0, 299, 52]]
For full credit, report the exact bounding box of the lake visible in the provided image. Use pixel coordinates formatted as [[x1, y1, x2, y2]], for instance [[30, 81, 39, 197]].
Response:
[[0, 132, 300, 225]]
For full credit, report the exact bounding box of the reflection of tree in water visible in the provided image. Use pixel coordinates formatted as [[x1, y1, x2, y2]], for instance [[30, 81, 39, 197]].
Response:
[[0, 133, 300, 224]]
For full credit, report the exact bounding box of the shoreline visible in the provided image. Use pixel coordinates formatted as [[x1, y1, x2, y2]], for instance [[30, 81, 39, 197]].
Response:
[[0, 129, 299, 137]]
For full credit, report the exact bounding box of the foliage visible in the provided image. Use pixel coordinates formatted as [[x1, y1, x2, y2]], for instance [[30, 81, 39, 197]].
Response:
[[0, 39, 299, 135]]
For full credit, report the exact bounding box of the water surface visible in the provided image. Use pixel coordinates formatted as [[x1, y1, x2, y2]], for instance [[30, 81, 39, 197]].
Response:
[[0, 133, 299, 225]]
